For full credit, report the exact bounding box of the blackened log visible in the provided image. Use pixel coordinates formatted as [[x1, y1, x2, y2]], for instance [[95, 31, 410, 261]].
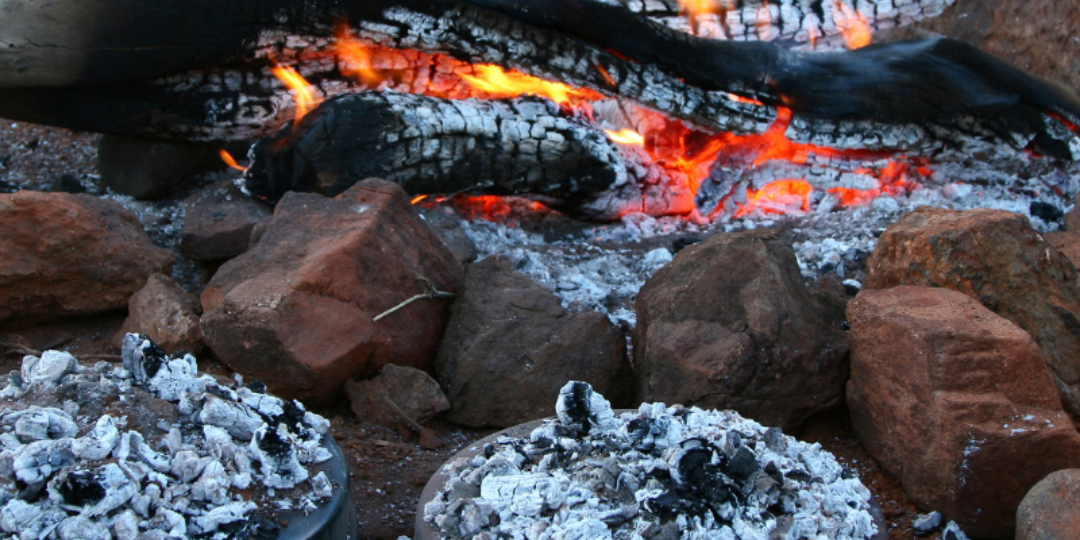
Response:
[[0, 0, 1076, 159], [245, 92, 625, 205]]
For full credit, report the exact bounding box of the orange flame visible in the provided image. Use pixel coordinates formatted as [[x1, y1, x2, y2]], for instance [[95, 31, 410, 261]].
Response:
[[411, 194, 429, 204], [459, 65, 600, 106], [834, 1, 871, 49], [605, 129, 645, 146], [218, 149, 249, 172], [270, 63, 322, 123], [334, 24, 382, 87]]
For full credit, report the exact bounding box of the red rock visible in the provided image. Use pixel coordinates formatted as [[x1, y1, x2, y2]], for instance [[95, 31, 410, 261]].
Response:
[[865, 207, 1080, 423], [200, 179, 463, 406], [634, 228, 848, 430], [1043, 231, 1080, 277], [0, 191, 174, 326], [847, 286, 1080, 539], [1016, 469, 1080, 540], [115, 274, 202, 354], [179, 178, 271, 261], [435, 256, 631, 428], [344, 363, 450, 430]]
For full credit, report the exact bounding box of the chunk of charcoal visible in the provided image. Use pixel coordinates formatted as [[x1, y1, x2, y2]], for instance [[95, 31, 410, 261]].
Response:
[[765, 461, 784, 484], [246, 380, 267, 393], [723, 446, 760, 482], [1030, 201, 1064, 222], [250, 424, 308, 489], [913, 511, 943, 536], [121, 333, 167, 384], [642, 490, 683, 519], [555, 381, 616, 435], [54, 470, 105, 507], [672, 237, 703, 253]]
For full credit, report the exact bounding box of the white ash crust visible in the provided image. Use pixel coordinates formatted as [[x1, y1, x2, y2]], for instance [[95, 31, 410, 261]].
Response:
[[0, 333, 336, 540], [424, 381, 879, 540]]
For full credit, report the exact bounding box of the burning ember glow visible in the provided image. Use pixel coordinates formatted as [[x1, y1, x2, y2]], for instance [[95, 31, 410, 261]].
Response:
[[834, 1, 872, 49], [218, 149, 249, 172], [735, 179, 812, 218], [605, 129, 645, 146], [270, 63, 322, 123]]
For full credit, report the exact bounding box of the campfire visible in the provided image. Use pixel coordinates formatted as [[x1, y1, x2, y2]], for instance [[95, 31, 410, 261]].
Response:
[[3, 0, 1080, 539]]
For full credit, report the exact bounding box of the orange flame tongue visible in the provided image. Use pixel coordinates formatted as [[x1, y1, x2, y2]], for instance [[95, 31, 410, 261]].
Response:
[[218, 149, 249, 172], [834, 1, 871, 49], [459, 65, 601, 106], [270, 63, 322, 123]]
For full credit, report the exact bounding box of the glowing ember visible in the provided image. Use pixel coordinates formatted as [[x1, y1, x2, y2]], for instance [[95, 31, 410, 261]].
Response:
[[459, 65, 600, 106], [218, 149, 249, 172], [605, 129, 645, 146], [735, 180, 813, 218], [728, 93, 766, 106], [411, 194, 429, 205], [270, 63, 322, 123], [334, 24, 382, 87], [834, 1, 872, 49]]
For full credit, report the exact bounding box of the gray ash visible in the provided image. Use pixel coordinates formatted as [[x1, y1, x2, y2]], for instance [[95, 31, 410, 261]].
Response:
[[0, 334, 336, 540], [424, 381, 880, 539]]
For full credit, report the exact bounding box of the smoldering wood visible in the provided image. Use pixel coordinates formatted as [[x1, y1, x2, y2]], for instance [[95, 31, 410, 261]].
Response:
[[245, 92, 626, 205], [0, 0, 1077, 159], [247, 92, 697, 219]]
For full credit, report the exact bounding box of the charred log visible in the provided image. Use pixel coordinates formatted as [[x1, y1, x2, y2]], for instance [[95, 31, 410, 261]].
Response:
[[245, 92, 626, 205], [0, 0, 1077, 159]]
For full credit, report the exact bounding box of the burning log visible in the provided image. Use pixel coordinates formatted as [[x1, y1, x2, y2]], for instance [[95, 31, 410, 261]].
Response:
[[0, 0, 1076, 160], [247, 93, 622, 206], [245, 91, 695, 218]]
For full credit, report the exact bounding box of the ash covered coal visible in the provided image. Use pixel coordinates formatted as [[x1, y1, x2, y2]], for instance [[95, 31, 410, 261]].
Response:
[[0, 334, 336, 540], [423, 381, 880, 540]]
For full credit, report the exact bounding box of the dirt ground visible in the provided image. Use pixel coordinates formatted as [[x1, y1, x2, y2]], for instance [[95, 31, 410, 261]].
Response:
[[0, 119, 947, 539]]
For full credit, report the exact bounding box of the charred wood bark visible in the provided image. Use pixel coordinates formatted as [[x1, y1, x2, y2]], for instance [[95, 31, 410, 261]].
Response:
[[0, 0, 1076, 159], [246, 92, 625, 205]]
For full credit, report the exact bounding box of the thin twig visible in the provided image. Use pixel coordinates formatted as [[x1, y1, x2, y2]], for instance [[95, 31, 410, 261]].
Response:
[[372, 274, 455, 322], [380, 393, 426, 434]]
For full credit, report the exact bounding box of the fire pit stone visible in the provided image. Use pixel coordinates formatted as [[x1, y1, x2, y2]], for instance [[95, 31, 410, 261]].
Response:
[[436, 255, 632, 428], [865, 207, 1080, 423], [200, 178, 464, 406], [0, 190, 174, 326], [634, 227, 848, 430], [847, 286, 1080, 538]]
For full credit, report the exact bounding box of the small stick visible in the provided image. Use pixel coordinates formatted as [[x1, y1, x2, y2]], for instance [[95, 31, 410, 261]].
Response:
[[381, 393, 427, 435], [372, 274, 455, 322]]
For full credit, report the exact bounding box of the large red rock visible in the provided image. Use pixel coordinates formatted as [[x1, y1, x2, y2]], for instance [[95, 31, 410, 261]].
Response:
[[115, 273, 203, 354], [1016, 469, 1080, 540], [847, 286, 1080, 539], [634, 228, 848, 430], [865, 207, 1080, 423], [0, 190, 174, 326], [200, 179, 464, 406], [435, 256, 631, 428]]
